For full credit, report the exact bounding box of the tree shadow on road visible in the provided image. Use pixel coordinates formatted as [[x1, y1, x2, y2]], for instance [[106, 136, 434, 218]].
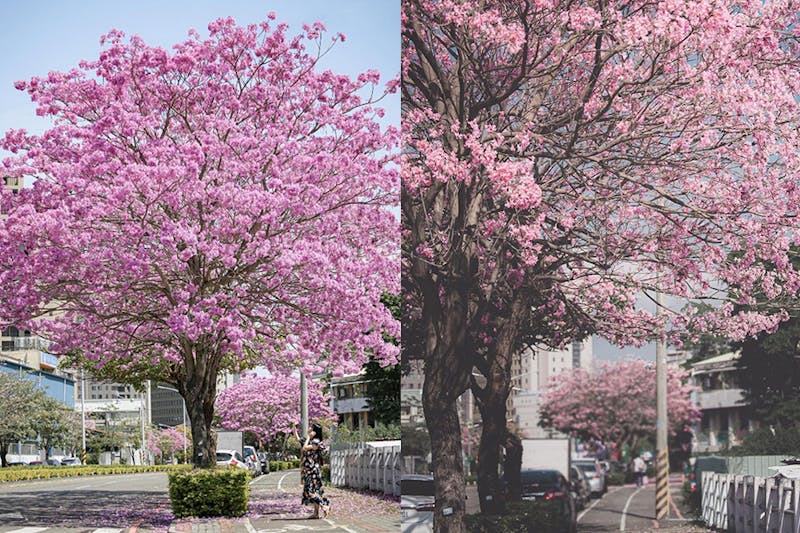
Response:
[[0, 490, 174, 530]]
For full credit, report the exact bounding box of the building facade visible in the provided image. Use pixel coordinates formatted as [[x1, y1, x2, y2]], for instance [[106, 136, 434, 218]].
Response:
[[689, 351, 756, 453], [331, 372, 373, 430], [511, 337, 593, 438]]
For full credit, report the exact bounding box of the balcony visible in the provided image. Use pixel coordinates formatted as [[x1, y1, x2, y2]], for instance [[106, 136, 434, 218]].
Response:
[[333, 397, 370, 414], [696, 388, 746, 410]]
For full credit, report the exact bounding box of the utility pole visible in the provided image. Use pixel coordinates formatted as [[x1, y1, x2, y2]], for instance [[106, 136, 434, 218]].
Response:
[[655, 290, 670, 521], [300, 372, 308, 441], [81, 369, 86, 465]]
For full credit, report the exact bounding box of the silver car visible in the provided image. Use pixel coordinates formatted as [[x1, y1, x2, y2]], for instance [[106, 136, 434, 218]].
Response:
[[215, 449, 250, 471], [573, 459, 606, 497], [401, 474, 434, 533]]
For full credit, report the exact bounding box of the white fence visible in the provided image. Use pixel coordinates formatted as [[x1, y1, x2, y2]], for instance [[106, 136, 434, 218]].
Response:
[[702, 471, 800, 532], [329, 440, 400, 496]]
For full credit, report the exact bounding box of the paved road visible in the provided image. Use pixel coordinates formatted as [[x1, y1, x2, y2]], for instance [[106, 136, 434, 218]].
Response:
[[577, 479, 709, 532], [0, 471, 400, 533], [0, 472, 173, 531]]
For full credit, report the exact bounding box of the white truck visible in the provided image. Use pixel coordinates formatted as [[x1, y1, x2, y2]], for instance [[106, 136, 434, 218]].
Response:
[[521, 438, 571, 477], [216, 430, 244, 456]]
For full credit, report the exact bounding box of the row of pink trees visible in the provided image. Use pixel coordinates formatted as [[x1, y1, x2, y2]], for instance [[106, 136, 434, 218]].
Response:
[[215, 374, 333, 446], [0, 16, 399, 467], [539, 360, 701, 456], [403, 1, 800, 529]]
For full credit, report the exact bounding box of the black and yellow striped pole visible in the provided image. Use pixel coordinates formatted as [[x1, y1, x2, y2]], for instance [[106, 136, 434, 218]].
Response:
[[655, 447, 670, 520], [655, 291, 670, 521], [81, 447, 87, 465]]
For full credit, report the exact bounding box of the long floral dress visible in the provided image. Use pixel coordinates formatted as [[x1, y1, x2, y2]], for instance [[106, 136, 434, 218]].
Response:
[[300, 438, 330, 508]]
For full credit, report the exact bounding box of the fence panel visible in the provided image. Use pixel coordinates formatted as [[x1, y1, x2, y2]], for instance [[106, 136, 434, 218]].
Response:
[[329, 440, 400, 497], [703, 472, 800, 533]]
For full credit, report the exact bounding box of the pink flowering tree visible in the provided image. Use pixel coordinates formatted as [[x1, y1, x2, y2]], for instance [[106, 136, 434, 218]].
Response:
[[0, 16, 399, 467], [404, 0, 800, 526], [539, 360, 701, 455], [147, 426, 191, 463], [216, 374, 333, 445]]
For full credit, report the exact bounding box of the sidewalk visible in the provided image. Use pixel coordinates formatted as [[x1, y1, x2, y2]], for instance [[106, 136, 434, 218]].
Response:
[[167, 469, 400, 533]]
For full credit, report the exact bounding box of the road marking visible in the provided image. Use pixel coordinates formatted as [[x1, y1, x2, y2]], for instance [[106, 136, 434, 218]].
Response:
[[576, 485, 623, 522], [0, 512, 23, 519], [244, 518, 257, 533], [91, 529, 122, 533], [5, 528, 48, 533], [278, 471, 295, 493], [325, 519, 358, 533], [620, 487, 644, 531]]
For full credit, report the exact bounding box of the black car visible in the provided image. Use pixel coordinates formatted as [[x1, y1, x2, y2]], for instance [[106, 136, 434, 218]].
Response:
[[520, 469, 577, 533]]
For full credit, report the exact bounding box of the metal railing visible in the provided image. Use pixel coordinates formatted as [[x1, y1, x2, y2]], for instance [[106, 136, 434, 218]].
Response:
[[702, 471, 800, 532], [329, 440, 401, 496]]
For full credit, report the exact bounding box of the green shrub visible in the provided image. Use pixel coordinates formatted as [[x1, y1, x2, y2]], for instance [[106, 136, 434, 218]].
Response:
[[465, 500, 564, 533], [0, 464, 188, 483], [168, 468, 250, 518], [606, 472, 625, 486], [321, 464, 330, 483]]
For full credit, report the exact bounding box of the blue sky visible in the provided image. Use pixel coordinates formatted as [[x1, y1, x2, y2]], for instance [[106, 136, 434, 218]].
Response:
[[0, 1, 399, 151]]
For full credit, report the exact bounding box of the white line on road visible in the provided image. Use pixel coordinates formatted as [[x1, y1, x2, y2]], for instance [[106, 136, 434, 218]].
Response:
[[325, 519, 358, 533], [619, 487, 644, 531], [277, 471, 294, 493], [576, 486, 623, 522], [5, 528, 49, 533], [90, 529, 122, 533], [244, 518, 257, 533]]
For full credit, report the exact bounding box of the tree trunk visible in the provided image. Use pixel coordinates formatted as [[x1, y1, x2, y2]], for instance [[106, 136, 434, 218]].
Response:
[[417, 256, 473, 531], [423, 379, 468, 533], [472, 298, 529, 514], [0, 441, 7, 467], [503, 430, 523, 502], [178, 350, 220, 469], [476, 400, 506, 514]]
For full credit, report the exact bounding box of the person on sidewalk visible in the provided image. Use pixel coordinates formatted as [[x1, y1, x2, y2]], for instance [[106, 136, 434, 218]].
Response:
[[293, 422, 331, 519], [633, 455, 647, 488]]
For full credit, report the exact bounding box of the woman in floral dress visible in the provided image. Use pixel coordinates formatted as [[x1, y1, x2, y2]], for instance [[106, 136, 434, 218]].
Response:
[[293, 423, 330, 518]]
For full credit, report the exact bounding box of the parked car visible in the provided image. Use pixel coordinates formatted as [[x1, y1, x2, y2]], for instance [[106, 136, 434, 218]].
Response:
[[401, 474, 434, 533], [257, 452, 270, 474], [242, 445, 261, 477], [520, 469, 577, 533], [6, 462, 27, 467], [60, 457, 82, 466], [46, 458, 61, 466], [216, 449, 250, 471], [569, 465, 590, 510], [27, 460, 45, 466], [573, 458, 607, 497]]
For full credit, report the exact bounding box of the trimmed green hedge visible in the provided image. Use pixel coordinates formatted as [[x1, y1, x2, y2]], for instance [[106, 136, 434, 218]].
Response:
[[465, 500, 565, 533], [269, 459, 301, 471], [0, 464, 190, 483], [168, 468, 250, 518]]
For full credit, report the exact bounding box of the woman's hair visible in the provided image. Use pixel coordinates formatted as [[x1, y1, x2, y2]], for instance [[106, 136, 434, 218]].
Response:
[[311, 423, 324, 440]]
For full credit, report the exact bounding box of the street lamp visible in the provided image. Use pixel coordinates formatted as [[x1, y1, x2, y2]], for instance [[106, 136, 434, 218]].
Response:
[[157, 385, 187, 462]]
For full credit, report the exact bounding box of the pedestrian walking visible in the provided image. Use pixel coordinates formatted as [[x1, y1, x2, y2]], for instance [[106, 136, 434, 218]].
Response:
[[633, 455, 647, 488], [293, 423, 331, 519]]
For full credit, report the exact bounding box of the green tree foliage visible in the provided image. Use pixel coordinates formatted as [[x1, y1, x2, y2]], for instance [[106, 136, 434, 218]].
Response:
[[735, 314, 800, 429], [401, 423, 431, 458], [31, 396, 81, 460], [0, 372, 47, 466], [363, 294, 401, 426]]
